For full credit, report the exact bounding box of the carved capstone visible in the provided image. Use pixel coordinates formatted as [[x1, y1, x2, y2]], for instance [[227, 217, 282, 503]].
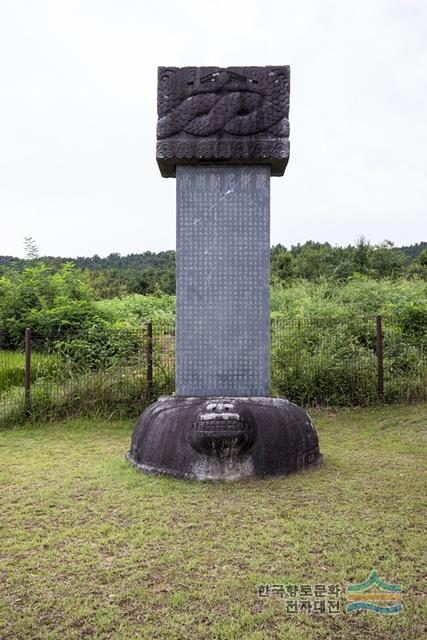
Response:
[[156, 66, 290, 177]]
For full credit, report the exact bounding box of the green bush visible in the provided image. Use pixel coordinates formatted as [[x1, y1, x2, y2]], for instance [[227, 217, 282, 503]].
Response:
[[270, 277, 427, 321], [96, 293, 175, 325], [1, 274, 425, 418], [53, 325, 145, 372], [0, 350, 63, 393], [0, 263, 107, 350], [0, 363, 175, 427], [271, 319, 378, 405]]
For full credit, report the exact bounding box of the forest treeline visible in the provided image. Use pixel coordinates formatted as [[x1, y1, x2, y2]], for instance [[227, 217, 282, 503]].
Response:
[[0, 239, 426, 299]]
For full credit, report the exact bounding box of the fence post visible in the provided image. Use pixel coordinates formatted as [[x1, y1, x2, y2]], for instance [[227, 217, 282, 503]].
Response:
[[146, 321, 153, 402], [375, 315, 384, 400], [24, 327, 32, 415]]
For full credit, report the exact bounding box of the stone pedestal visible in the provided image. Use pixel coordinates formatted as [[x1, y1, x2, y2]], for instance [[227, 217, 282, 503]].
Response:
[[127, 396, 322, 481], [127, 65, 322, 481]]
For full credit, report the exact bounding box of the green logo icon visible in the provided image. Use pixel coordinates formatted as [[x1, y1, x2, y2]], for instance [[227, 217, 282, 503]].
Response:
[[346, 570, 402, 614]]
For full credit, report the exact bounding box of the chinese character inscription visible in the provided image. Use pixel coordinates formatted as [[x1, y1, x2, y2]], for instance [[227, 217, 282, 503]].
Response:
[[176, 165, 270, 396]]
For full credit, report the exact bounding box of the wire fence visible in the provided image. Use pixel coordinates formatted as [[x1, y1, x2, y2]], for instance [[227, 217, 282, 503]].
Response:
[[0, 315, 425, 425]]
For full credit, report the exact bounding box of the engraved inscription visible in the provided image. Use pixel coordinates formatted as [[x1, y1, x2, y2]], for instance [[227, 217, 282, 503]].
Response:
[[176, 165, 270, 396]]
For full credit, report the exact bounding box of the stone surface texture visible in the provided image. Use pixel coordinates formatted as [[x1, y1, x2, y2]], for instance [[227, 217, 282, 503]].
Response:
[[157, 66, 290, 177], [127, 396, 322, 481], [176, 165, 270, 397]]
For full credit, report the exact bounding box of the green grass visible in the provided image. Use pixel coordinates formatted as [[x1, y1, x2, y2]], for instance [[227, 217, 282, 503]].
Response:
[[0, 350, 62, 393], [0, 404, 426, 639]]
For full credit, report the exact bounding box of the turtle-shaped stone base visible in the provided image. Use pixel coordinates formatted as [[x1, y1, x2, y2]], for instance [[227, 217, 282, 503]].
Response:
[[127, 396, 322, 481]]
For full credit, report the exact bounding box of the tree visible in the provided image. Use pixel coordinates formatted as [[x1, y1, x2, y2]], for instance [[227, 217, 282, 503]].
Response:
[[369, 241, 407, 278], [353, 236, 371, 274], [271, 249, 294, 282], [23, 236, 39, 260], [0, 263, 105, 349], [417, 249, 427, 267], [408, 249, 427, 280], [292, 243, 337, 280]]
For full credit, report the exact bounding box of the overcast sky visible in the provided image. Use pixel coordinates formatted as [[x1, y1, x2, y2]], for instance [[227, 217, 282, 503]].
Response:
[[0, 0, 426, 258]]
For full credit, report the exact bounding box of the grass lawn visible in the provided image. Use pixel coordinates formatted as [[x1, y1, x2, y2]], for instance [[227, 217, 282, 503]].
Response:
[[0, 404, 426, 639]]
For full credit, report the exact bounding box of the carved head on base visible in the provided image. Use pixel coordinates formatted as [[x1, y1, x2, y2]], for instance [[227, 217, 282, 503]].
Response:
[[190, 400, 257, 458]]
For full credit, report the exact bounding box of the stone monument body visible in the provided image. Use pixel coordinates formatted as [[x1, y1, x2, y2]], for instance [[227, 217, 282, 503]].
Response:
[[127, 66, 322, 480], [176, 165, 270, 397]]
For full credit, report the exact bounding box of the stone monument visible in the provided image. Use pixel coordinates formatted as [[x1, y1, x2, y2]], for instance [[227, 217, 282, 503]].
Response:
[[127, 66, 322, 480]]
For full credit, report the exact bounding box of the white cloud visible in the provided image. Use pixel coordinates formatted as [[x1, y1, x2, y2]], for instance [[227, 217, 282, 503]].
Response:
[[0, 0, 426, 256]]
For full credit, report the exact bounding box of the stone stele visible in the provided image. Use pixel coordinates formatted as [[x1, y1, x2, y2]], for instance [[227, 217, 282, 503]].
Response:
[[127, 66, 322, 480]]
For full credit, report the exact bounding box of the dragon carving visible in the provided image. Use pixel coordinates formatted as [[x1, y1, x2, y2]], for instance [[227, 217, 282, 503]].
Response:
[[156, 66, 290, 177]]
